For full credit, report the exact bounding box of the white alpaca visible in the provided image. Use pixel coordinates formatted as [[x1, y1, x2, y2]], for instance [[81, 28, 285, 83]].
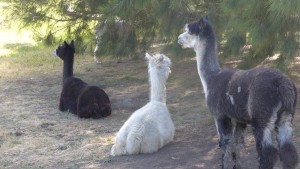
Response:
[[111, 53, 175, 156]]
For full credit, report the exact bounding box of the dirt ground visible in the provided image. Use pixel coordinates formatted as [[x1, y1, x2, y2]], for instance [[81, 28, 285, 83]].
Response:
[[0, 55, 300, 169]]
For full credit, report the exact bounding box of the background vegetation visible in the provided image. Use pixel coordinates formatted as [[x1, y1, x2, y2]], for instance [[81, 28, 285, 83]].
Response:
[[1, 0, 299, 68]]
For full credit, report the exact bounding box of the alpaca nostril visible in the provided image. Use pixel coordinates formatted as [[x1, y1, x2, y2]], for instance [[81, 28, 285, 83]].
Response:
[[178, 38, 183, 45], [178, 38, 181, 44]]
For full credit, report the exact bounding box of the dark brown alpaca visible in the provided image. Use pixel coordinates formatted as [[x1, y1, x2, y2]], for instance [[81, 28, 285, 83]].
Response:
[[55, 40, 111, 118]]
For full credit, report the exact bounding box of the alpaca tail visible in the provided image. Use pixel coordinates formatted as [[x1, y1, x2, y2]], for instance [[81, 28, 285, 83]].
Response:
[[278, 79, 297, 115], [110, 143, 126, 156], [278, 78, 298, 169], [98, 104, 112, 118], [125, 127, 144, 155], [110, 125, 144, 156], [110, 132, 143, 156]]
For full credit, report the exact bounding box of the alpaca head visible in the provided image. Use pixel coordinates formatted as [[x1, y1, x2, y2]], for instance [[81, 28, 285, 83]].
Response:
[[178, 15, 213, 49], [55, 40, 75, 61], [145, 53, 171, 80]]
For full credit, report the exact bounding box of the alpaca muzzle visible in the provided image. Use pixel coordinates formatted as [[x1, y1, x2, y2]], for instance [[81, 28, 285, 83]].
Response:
[[178, 38, 184, 46], [53, 50, 58, 57]]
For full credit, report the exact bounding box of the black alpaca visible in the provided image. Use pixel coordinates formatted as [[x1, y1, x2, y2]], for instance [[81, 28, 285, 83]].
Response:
[[55, 40, 111, 118], [178, 16, 298, 169]]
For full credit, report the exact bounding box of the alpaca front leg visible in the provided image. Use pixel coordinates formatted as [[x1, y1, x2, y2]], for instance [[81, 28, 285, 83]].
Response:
[[59, 97, 67, 111], [231, 122, 246, 169], [215, 116, 233, 169]]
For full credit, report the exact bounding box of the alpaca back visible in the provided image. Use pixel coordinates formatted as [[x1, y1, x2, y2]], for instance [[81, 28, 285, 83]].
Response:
[[128, 102, 174, 147], [59, 77, 112, 118], [59, 77, 87, 113], [77, 86, 111, 118]]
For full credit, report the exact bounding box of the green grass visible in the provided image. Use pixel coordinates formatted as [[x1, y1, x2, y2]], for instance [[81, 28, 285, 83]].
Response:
[[0, 41, 97, 80], [11, 139, 21, 145], [0, 139, 3, 147], [0, 28, 96, 80], [120, 75, 146, 83], [0, 28, 35, 55], [58, 143, 69, 150], [0, 45, 55, 77]]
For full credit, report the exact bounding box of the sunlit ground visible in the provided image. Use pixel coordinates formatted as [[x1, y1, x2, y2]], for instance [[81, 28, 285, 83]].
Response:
[[0, 29, 35, 56], [0, 27, 58, 79], [0, 2, 35, 56]]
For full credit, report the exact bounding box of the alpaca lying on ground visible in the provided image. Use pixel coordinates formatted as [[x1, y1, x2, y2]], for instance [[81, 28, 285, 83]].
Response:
[[55, 40, 111, 118], [111, 53, 175, 156], [178, 16, 298, 169]]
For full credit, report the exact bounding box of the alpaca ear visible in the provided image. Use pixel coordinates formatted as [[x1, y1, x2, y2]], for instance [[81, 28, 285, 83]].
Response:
[[158, 55, 164, 62], [145, 53, 152, 60], [63, 41, 68, 47], [199, 15, 209, 24], [70, 40, 75, 53], [203, 15, 209, 23], [70, 40, 75, 48]]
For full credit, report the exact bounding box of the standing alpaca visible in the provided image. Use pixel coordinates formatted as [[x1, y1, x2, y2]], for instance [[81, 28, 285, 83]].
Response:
[[55, 40, 111, 118], [111, 53, 175, 156], [178, 16, 298, 169]]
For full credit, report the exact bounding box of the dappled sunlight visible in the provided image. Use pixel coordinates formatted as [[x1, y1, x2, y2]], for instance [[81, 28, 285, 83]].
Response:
[[0, 48, 10, 56], [0, 29, 35, 56], [294, 55, 300, 65], [290, 55, 300, 80]]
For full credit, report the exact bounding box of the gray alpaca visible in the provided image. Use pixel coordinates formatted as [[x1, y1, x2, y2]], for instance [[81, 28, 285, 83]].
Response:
[[178, 16, 298, 169]]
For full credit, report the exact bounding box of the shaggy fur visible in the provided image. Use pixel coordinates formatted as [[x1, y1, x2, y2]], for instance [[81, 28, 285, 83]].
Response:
[[110, 53, 175, 156], [55, 40, 111, 118], [178, 16, 298, 169]]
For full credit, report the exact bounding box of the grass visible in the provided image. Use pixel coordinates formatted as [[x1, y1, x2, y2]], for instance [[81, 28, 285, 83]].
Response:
[[0, 45, 59, 79], [11, 139, 22, 145], [0, 28, 35, 55], [58, 143, 70, 150]]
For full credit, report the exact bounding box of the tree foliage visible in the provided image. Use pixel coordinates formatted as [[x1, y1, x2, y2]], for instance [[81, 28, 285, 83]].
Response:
[[2, 0, 106, 51], [219, 0, 300, 68], [97, 0, 204, 58], [1, 0, 299, 67]]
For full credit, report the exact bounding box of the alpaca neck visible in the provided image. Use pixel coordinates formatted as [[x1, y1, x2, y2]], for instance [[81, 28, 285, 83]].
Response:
[[63, 56, 74, 83], [194, 37, 220, 98], [149, 70, 167, 103]]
